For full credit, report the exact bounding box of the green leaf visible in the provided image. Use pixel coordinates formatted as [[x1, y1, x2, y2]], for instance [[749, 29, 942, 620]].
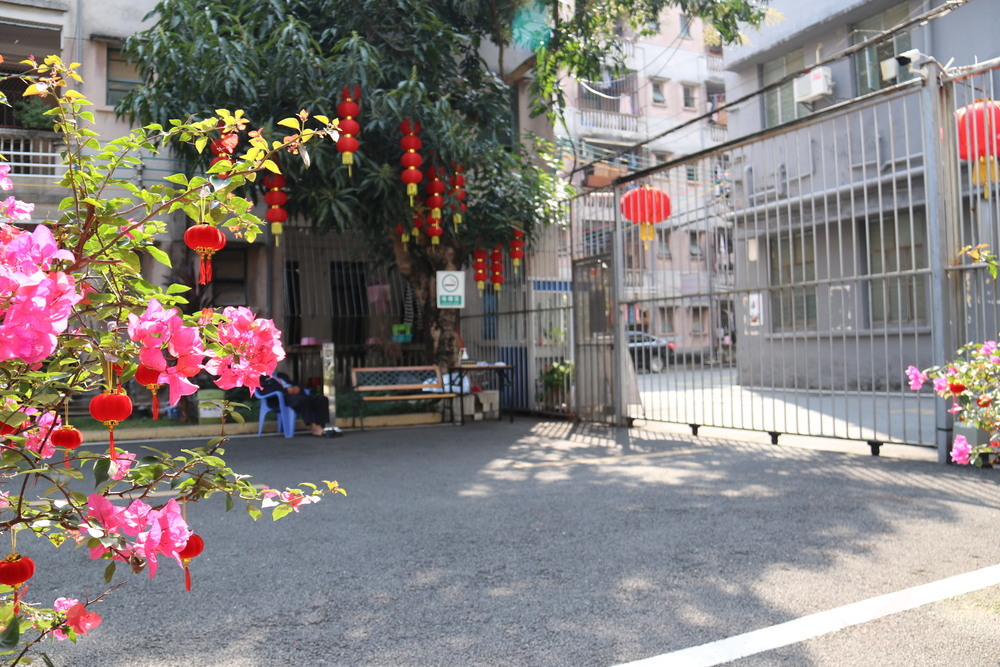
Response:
[[225, 494, 234, 512], [103, 561, 116, 584], [145, 244, 172, 267], [0, 615, 19, 652], [246, 503, 262, 521], [93, 459, 110, 486], [272, 504, 294, 521]]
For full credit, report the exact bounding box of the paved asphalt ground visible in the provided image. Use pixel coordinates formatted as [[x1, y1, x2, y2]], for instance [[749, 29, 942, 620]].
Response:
[[32, 418, 1000, 666]]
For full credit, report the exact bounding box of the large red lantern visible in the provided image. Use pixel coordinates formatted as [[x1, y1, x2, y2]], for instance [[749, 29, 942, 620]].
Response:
[[51, 425, 84, 467], [620, 185, 671, 249], [337, 86, 362, 175], [509, 227, 525, 274], [263, 172, 288, 245], [184, 223, 227, 285], [472, 247, 489, 293], [0, 553, 35, 613], [89, 390, 133, 458], [134, 364, 163, 420], [178, 533, 204, 591], [399, 119, 423, 206], [956, 99, 1000, 197]]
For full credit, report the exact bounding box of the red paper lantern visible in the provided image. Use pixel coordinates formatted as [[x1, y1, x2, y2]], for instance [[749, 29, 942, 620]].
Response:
[[395, 223, 411, 250], [134, 364, 163, 420], [51, 425, 83, 467], [89, 390, 133, 458], [956, 99, 1000, 197], [472, 247, 489, 293], [509, 227, 525, 273], [411, 211, 426, 238], [262, 171, 288, 245], [184, 223, 227, 285], [449, 166, 467, 226], [178, 533, 204, 591], [399, 119, 423, 206], [425, 166, 445, 244], [620, 185, 671, 249], [0, 553, 34, 613], [337, 86, 362, 175], [490, 245, 505, 292]]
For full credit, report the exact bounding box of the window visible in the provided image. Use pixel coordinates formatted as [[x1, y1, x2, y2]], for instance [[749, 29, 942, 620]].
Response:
[[763, 49, 807, 128], [867, 210, 928, 326], [651, 80, 666, 105], [656, 228, 672, 258], [679, 13, 692, 38], [682, 84, 697, 110], [685, 165, 698, 182], [690, 307, 708, 333], [211, 248, 248, 307], [659, 307, 674, 334], [106, 48, 141, 107], [852, 3, 912, 95], [689, 231, 703, 257], [769, 230, 817, 330]]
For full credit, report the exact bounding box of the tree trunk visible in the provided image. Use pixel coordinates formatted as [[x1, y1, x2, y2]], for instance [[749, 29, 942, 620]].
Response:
[[391, 233, 467, 371]]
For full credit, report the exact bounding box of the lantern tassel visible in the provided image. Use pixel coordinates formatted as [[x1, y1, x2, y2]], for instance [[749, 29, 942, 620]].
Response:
[[199, 253, 213, 285], [12, 585, 21, 615], [151, 391, 159, 421], [184, 565, 193, 591], [107, 423, 116, 458]]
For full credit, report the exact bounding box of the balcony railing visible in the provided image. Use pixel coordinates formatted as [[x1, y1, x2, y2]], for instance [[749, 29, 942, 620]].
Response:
[[0, 128, 60, 177], [577, 109, 639, 135]]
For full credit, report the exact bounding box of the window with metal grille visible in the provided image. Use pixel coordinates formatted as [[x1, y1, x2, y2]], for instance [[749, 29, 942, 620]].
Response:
[[763, 49, 807, 128], [107, 47, 141, 107], [866, 210, 928, 326], [769, 230, 817, 330], [851, 3, 912, 95]]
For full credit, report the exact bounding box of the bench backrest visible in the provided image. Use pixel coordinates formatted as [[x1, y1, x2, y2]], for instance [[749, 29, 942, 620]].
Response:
[[352, 366, 445, 392]]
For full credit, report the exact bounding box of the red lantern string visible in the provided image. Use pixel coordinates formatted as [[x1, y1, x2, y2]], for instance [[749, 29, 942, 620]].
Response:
[[89, 389, 133, 458], [337, 86, 362, 176], [956, 99, 1000, 198], [509, 227, 525, 274], [449, 165, 466, 227], [472, 247, 489, 294], [395, 223, 411, 250], [263, 172, 288, 246], [0, 553, 34, 614], [411, 211, 426, 239], [178, 534, 204, 591], [184, 223, 227, 285], [490, 245, 505, 292], [134, 364, 163, 420], [51, 425, 83, 468], [425, 166, 445, 244], [399, 119, 423, 206]]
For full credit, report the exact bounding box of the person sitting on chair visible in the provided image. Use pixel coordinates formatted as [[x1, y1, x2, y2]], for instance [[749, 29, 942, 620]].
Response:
[[259, 372, 330, 437]]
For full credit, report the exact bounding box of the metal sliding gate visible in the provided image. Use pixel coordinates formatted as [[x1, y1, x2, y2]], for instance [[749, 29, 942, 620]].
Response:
[[566, 58, 1000, 457]]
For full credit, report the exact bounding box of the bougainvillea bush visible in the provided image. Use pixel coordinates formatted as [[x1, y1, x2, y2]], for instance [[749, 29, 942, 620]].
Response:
[[907, 245, 1000, 467], [0, 57, 343, 662]]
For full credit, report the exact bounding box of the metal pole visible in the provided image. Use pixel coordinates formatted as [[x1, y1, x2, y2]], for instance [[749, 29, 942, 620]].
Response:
[[612, 182, 628, 425], [922, 62, 957, 463]]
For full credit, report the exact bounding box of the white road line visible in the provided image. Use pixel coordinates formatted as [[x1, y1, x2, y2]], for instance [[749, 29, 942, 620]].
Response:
[[614, 563, 1000, 667]]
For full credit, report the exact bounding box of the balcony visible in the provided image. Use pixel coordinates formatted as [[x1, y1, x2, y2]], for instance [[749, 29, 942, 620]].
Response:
[[1, 128, 61, 178], [577, 109, 640, 138]]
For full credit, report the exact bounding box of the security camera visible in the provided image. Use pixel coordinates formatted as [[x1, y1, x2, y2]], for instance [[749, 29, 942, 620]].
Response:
[[895, 48, 922, 67]]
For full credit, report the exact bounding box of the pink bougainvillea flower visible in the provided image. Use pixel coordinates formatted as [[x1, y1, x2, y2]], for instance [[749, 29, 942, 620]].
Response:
[[279, 490, 314, 512], [951, 434, 972, 465], [128, 298, 206, 405], [110, 451, 136, 481], [904, 365, 927, 391], [23, 410, 61, 459], [204, 306, 285, 393], [932, 377, 949, 394], [65, 602, 102, 636], [0, 195, 33, 222], [0, 164, 12, 191]]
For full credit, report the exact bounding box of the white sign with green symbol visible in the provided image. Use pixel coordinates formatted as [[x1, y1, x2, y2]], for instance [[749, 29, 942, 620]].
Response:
[[436, 270, 465, 309]]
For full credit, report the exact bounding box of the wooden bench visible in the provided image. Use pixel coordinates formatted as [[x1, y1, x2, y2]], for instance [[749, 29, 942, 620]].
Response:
[[350, 365, 458, 430]]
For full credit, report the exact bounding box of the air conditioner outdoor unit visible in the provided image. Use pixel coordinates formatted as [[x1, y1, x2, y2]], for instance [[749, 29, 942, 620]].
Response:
[[793, 67, 833, 104]]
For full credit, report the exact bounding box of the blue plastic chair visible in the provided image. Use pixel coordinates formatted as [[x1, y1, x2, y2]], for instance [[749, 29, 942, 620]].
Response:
[[257, 390, 296, 438]]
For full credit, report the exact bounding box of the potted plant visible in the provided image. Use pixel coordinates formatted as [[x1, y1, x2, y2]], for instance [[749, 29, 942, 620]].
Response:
[[536, 360, 574, 411]]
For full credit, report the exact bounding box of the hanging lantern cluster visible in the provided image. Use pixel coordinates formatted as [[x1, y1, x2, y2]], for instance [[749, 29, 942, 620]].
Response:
[[425, 166, 445, 245], [399, 120, 423, 206], [509, 227, 525, 274], [490, 245, 505, 292], [0, 553, 34, 613], [450, 165, 466, 227], [184, 223, 226, 285], [178, 533, 204, 591], [336, 86, 362, 176], [89, 389, 133, 458], [472, 248, 489, 294], [134, 364, 163, 420], [209, 128, 238, 180], [263, 172, 289, 245], [620, 184, 671, 250], [956, 99, 1000, 198], [395, 223, 411, 250], [51, 425, 83, 467]]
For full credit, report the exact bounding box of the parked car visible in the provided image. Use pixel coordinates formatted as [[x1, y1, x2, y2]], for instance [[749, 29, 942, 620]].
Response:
[[628, 331, 675, 373]]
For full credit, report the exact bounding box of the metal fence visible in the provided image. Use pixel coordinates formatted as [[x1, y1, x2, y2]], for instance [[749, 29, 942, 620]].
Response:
[[544, 57, 1000, 459]]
